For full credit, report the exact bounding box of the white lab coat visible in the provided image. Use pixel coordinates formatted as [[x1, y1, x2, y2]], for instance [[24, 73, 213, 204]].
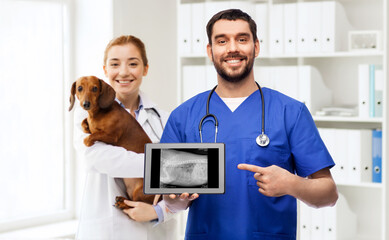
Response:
[[73, 91, 178, 240]]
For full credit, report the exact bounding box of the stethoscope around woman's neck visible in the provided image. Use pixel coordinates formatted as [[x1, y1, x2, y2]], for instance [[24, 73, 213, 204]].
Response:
[[198, 82, 270, 147]]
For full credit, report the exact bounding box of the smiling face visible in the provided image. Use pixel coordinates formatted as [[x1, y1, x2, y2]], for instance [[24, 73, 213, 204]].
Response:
[[207, 19, 259, 83], [103, 43, 148, 100]]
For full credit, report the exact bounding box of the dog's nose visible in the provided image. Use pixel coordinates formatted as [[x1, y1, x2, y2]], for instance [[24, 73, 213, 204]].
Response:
[[83, 101, 91, 109]]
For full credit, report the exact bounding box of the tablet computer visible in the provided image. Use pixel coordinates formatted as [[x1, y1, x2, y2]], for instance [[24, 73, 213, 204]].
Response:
[[144, 143, 225, 194]]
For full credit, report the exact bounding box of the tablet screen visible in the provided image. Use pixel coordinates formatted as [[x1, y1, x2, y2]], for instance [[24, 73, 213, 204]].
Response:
[[144, 143, 225, 194]]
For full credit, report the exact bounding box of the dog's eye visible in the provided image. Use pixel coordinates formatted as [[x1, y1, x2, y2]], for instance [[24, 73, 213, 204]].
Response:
[[77, 86, 83, 92], [92, 86, 98, 92]]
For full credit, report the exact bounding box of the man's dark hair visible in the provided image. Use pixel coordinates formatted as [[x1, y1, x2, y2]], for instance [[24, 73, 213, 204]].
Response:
[[206, 9, 258, 45]]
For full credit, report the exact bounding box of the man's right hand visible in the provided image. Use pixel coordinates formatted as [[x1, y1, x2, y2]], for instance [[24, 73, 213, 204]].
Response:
[[163, 193, 199, 213]]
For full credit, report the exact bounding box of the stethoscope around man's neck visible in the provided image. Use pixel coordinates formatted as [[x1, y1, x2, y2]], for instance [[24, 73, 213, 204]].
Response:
[[198, 82, 270, 147]]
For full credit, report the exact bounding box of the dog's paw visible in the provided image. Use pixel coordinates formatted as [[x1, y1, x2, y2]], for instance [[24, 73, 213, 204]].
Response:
[[114, 196, 130, 210], [83, 136, 95, 147], [81, 119, 91, 133]]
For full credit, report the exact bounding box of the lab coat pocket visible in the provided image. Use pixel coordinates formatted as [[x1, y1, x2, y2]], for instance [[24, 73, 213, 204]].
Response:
[[252, 231, 294, 240]]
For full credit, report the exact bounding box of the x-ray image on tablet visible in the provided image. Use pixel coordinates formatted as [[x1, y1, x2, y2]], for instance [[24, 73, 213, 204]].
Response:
[[160, 149, 208, 188], [144, 143, 225, 194]]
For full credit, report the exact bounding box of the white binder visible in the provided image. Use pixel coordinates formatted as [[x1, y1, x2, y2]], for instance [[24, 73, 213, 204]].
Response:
[[255, 3, 269, 56], [358, 64, 370, 118], [273, 66, 299, 100], [299, 202, 311, 240], [298, 66, 332, 114], [320, 1, 336, 52], [297, 2, 311, 53], [182, 65, 206, 102], [299, 194, 357, 240], [269, 4, 284, 55], [323, 206, 336, 240], [318, 128, 339, 180], [191, 2, 206, 56], [333, 129, 348, 184], [323, 194, 357, 239], [320, 1, 352, 52], [178, 4, 192, 55], [347, 129, 372, 183], [283, 3, 297, 55], [374, 65, 384, 117], [297, 2, 321, 53], [311, 208, 325, 240]]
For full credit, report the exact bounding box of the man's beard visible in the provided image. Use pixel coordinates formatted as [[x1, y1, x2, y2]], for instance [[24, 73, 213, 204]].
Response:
[[212, 51, 255, 83]]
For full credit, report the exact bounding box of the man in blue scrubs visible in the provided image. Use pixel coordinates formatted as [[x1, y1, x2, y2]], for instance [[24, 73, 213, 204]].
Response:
[[162, 9, 338, 240]]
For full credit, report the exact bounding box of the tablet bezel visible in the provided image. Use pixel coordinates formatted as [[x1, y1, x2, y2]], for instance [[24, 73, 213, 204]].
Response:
[[143, 143, 225, 194]]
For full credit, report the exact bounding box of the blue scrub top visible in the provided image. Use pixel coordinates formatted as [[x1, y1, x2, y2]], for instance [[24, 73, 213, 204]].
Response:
[[161, 88, 334, 240]]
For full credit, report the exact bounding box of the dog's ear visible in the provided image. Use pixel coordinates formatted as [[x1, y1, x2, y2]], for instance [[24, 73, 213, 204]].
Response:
[[69, 81, 77, 111], [98, 79, 116, 109]]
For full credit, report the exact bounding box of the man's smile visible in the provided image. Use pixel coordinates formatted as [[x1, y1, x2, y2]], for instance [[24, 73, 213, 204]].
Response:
[[223, 54, 247, 66]]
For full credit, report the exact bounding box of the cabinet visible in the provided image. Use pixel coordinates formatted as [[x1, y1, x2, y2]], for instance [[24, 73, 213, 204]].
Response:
[[176, 0, 388, 239]]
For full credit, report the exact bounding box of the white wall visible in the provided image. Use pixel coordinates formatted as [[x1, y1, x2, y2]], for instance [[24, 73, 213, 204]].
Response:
[[112, 0, 178, 112], [74, 0, 114, 78]]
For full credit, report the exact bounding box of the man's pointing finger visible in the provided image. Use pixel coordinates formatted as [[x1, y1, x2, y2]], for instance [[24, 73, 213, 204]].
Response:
[[237, 163, 264, 174]]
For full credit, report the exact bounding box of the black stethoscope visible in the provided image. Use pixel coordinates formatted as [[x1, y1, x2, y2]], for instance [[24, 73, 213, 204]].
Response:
[[118, 98, 165, 140], [198, 82, 270, 147], [145, 107, 164, 141]]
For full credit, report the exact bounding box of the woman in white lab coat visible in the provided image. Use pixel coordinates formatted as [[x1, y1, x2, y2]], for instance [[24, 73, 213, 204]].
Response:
[[73, 35, 178, 240]]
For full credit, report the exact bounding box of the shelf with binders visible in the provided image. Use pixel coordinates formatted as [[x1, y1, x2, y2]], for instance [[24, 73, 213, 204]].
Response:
[[262, 51, 384, 59], [265, 0, 384, 58], [177, 0, 387, 239], [250, 56, 385, 125], [299, 186, 383, 240], [318, 127, 383, 183], [301, 56, 384, 115], [309, 126, 383, 239], [178, 0, 384, 58], [180, 50, 384, 60]]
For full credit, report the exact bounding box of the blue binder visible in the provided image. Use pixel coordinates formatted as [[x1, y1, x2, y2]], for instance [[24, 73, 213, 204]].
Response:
[[372, 129, 382, 183]]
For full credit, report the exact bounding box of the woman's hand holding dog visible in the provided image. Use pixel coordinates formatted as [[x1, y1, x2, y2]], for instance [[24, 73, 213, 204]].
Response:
[[122, 200, 158, 222]]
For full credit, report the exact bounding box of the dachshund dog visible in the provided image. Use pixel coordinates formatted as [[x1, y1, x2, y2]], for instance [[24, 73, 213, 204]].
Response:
[[69, 76, 159, 209]]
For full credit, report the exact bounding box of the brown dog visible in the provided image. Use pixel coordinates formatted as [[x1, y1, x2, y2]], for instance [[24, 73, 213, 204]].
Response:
[[69, 76, 158, 209]]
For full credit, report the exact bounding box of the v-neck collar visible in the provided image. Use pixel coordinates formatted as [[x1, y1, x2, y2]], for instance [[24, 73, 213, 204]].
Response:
[[212, 89, 261, 114], [220, 96, 248, 112]]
